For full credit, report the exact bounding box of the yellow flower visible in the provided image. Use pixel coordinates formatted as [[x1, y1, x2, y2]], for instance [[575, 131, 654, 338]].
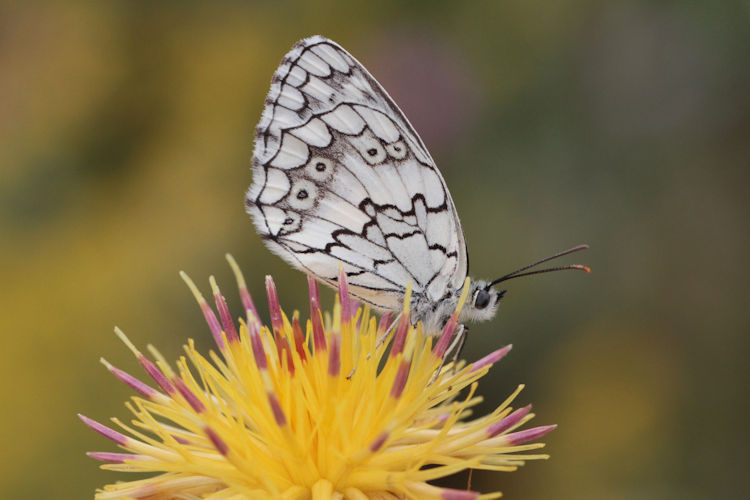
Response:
[[81, 255, 555, 499]]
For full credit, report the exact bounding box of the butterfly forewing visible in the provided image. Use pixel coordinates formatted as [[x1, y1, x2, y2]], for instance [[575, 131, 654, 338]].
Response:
[[247, 36, 468, 311]]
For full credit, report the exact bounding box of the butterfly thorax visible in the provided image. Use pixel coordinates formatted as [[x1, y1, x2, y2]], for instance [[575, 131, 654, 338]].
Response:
[[411, 279, 503, 335], [411, 292, 461, 335]]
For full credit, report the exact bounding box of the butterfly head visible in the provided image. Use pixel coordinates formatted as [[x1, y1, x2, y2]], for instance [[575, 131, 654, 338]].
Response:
[[460, 280, 505, 323]]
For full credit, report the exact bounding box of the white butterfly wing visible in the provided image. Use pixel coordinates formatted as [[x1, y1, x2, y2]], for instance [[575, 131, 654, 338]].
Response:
[[247, 36, 468, 310]]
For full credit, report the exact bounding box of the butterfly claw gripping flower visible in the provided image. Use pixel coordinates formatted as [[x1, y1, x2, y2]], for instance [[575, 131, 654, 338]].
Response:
[[81, 256, 555, 499]]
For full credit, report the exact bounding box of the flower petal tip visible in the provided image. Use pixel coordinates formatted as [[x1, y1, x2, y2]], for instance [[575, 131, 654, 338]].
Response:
[[488, 404, 532, 437], [204, 426, 229, 456], [441, 489, 480, 500], [505, 424, 557, 446], [78, 414, 128, 446], [87, 452, 139, 463], [173, 377, 205, 413], [471, 344, 513, 372]]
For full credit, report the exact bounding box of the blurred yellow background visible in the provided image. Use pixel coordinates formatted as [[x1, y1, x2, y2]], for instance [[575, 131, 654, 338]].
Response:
[[1, 2, 747, 498]]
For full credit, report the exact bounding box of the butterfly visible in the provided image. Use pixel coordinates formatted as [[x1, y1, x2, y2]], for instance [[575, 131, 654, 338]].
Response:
[[246, 36, 588, 334]]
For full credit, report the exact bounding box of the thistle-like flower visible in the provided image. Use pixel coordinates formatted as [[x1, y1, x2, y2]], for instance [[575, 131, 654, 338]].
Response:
[[80, 256, 555, 499]]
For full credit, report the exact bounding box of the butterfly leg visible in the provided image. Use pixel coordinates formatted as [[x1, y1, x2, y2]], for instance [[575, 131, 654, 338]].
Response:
[[430, 324, 466, 384], [449, 325, 468, 365], [375, 312, 402, 351], [347, 312, 402, 379]]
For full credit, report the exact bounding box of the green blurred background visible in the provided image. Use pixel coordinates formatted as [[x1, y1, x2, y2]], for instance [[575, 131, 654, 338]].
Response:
[[2, 1, 748, 498]]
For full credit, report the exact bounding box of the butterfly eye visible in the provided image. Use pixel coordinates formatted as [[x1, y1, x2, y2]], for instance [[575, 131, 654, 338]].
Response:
[[473, 289, 491, 309]]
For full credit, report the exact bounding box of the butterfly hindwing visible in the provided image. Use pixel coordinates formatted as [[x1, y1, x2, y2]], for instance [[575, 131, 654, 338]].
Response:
[[247, 36, 468, 310]]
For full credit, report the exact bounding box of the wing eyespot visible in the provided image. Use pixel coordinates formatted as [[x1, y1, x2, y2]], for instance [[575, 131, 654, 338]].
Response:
[[305, 156, 335, 182], [386, 140, 408, 160], [353, 135, 387, 165], [288, 179, 318, 210], [278, 211, 302, 235]]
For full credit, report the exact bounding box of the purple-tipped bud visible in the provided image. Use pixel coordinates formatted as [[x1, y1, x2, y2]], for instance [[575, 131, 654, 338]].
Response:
[[369, 430, 389, 452], [390, 360, 410, 399], [265, 276, 283, 335], [441, 489, 480, 500], [105, 362, 158, 399], [172, 434, 191, 444], [308, 276, 327, 352], [277, 337, 295, 375], [487, 405, 532, 438], [204, 426, 229, 456], [471, 345, 512, 372], [78, 414, 129, 446], [213, 288, 239, 344], [352, 300, 362, 328], [173, 378, 206, 413], [268, 393, 287, 426], [328, 333, 341, 377], [87, 452, 141, 463], [504, 424, 557, 446], [238, 284, 259, 323], [137, 355, 176, 395], [338, 267, 351, 325], [433, 315, 459, 359], [389, 314, 410, 358], [198, 297, 225, 350], [435, 412, 450, 425], [292, 317, 308, 362], [307, 274, 321, 305], [378, 312, 393, 336], [249, 321, 268, 370]]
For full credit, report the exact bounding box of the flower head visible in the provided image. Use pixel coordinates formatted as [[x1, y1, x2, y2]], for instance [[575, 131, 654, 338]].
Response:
[[81, 255, 555, 499]]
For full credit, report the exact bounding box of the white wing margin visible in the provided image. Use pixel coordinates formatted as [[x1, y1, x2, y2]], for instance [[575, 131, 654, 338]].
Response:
[[246, 36, 468, 310]]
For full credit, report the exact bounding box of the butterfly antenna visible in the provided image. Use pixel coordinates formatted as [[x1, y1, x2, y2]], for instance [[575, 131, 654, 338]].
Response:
[[488, 244, 590, 288]]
